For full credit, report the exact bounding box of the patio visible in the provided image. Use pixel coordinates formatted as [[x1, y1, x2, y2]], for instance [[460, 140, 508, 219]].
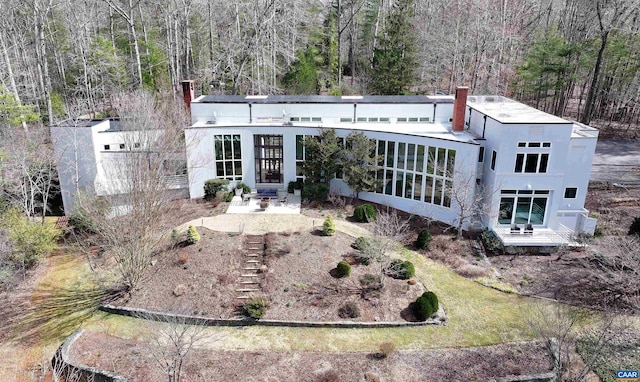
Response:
[[226, 194, 301, 214], [493, 224, 576, 247]]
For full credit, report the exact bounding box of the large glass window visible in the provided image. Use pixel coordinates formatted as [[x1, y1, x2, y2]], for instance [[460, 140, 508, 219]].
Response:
[[254, 135, 283, 183], [515, 153, 549, 173], [498, 190, 549, 225], [214, 135, 242, 180]]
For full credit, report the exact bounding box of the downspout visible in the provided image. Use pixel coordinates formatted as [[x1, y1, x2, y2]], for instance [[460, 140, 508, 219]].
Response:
[[432, 104, 437, 123], [249, 103, 252, 123], [353, 103, 357, 122], [482, 115, 487, 139]]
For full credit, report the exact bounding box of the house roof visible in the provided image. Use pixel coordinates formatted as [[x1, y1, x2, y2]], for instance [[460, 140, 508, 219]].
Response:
[[467, 96, 569, 124], [195, 94, 454, 104]]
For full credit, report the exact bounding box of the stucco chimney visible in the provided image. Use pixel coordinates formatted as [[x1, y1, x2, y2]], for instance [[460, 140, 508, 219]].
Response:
[[452, 86, 469, 132], [181, 80, 195, 110]]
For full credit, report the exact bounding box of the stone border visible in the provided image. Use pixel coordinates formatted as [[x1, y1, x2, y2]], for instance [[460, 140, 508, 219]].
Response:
[[52, 328, 128, 382], [488, 338, 560, 382], [99, 304, 446, 328]]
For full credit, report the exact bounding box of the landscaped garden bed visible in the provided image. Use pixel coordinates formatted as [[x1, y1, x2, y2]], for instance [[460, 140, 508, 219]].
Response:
[[119, 228, 432, 322]]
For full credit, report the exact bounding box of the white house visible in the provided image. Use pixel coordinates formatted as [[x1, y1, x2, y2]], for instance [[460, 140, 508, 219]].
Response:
[[52, 84, 598, 247], [184, 86, 598, 247]]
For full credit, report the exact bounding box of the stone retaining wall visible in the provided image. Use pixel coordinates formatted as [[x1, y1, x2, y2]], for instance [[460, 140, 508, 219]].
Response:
[[489, 338, 560, 382], [99, 304, 446, 328], [52, 329, 128, 382]]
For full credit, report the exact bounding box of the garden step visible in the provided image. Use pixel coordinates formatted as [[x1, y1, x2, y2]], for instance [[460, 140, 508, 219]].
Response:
[[236, 288, 260, 292], [236, 295, 250, 299], [246, 254, 260, 257], [242, 267, 260, 271], [248, 241, 263, 244], [241, 274, 260, 277], [246, 247, 262, 251], [246, 260, 261, 264], [240, 281, 259, 284]]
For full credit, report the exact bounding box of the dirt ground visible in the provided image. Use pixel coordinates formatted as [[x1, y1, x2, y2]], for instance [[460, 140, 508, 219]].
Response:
[[70, 330, 553, 382], [121, 228, 426, 322]]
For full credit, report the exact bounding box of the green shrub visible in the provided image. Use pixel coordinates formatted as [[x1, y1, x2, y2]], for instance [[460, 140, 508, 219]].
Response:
[[236, 182, 251, 194], [287, 180, 303, 193], [384, 259, 415, 279], [338, 301, 360, 318], [301, 182, 329, 201], [68, 207, 98, 234], [336, 260, 351, 277], [323, 215, 337, 236], [629, 217, 640, 237], [352, 236, 371, 251], [480, 229, 503, 254], [223, 192, 234, 202], [204, 179, 229, 200], [243, 295, 269, 319], [186, 225, 200, 245], [0, 208, 59, 269], [415, 229, 431, 249], [353, 204, 375, 222], [411, 291, 439, 321]]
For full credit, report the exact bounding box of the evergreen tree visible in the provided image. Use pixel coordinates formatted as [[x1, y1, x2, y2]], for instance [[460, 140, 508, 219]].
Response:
[[339, 132, 379, 200], [282, 45, 320, 95], [302, 128, 341, 184], [368, 0, 417, 95]]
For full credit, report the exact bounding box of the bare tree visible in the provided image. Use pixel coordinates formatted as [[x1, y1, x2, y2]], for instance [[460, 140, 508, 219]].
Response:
[[78, 91, 190, 291]]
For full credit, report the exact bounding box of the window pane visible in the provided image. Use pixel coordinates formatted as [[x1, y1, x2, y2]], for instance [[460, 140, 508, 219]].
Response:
[[225, 161, 233, 177], [539, 153, 549, 173], [416, 145, 425, 172], [491, 150, 497, 170], [499, 198, 514, 224], [215, 136, 223, 160], [384, 170, 393, 195], [377, 140, 386, 166], [386, 141, 395, 168], [296, 135, 303, 160], [405, 173, 413, 199], [376, 169, 384, 193], [424, 176, 434, 203], [224, 135, 232, 159], [414, 174, 422, 201], [437, 148, 446, 176], [216, 162, 224, 177], [515, 154, 524, 172], [447, 149, 456, 175], [434, 179, 443, 205], [234, 161, 242, 176], [443, 180, 451, 207], [296, 163, 303, 176], [478, 146, 485, 162], [396, 171, 404, 197], [525, 154, 538, 173], [233, 135, 241, 159], [531, 198, 547, 224], [564, 187, 577, 198], [397, 143, 406, 169], [515, 197, 532, 224], [427, 147, 436, 174], [407, 144, 415, 171]]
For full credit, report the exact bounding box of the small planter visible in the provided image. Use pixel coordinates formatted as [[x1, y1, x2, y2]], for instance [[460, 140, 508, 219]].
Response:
[[235, 188, 243, 196], [260, 198, 270, 210]]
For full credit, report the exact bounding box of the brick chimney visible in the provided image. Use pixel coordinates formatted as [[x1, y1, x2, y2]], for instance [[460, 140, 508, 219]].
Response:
[[181, 80, 195, 110], [452, 86, 469, 132]]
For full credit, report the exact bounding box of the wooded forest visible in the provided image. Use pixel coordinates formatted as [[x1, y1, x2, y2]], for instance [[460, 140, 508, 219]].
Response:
[[1, 0, 639, 135]]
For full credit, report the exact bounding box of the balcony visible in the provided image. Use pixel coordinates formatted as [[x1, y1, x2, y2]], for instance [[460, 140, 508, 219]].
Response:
[[492, 223, 575, 247]]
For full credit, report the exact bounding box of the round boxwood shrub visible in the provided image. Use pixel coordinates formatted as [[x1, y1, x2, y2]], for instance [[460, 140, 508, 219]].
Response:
[[415, 229, 431, 249], [301, 182, 329, 201], [186, 225, 200, 245], [384, 259, 415, 280], [323, 215, 337, 236], [235, 182, 251, 194], [629, 217, 640, 237], [336, 260, 351, 278], [353, 204, 375, 223], [411, 291, 439, 321]]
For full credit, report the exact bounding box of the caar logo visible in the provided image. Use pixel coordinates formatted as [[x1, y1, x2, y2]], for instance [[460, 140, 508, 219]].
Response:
[[617, 370, 639, 382]]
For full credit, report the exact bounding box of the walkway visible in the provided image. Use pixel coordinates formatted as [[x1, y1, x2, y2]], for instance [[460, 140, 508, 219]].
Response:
[[180, 213, 372, 238], [226, 195, 302, 214]]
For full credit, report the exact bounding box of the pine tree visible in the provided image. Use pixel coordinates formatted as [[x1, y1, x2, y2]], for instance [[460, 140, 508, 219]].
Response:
[[339, 132, 379, 200], [368, 0, 417, 95], [302, 128, 341, 184]]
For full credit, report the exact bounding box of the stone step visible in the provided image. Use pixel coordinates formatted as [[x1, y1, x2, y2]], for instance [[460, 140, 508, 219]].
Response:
[[242, 267, 260, 271], [240, 281, 259, 284], [236, 295, 250, 299], [246, 254, 260, 257], [241, 274, 260, 277], [246, 260, 261, 264], [246, 247, 262, 251], [248, 241, 263, 244], [236, 288, 260, 292]]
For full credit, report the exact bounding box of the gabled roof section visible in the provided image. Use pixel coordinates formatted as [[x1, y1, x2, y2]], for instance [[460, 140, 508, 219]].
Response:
[[196, 94, 454, 104]]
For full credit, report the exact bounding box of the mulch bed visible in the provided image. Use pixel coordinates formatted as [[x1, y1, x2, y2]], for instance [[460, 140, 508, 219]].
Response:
[[121, 228, 427, 322], [70, 330, 554, 382]]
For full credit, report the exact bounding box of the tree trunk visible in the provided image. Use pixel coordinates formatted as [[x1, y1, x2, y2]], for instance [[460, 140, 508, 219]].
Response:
[[582, 31, 608, 125]]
